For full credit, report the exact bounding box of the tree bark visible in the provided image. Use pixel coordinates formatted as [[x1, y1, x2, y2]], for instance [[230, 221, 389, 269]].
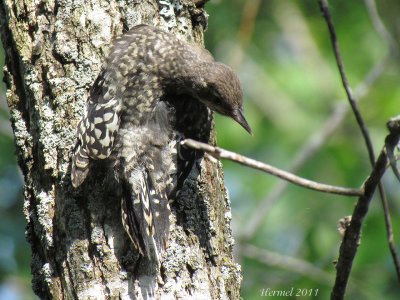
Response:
[[0, 0, 241, 299]]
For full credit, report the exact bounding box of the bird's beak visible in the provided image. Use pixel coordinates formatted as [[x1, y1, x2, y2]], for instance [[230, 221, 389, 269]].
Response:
[[233, 109, 252, 134]]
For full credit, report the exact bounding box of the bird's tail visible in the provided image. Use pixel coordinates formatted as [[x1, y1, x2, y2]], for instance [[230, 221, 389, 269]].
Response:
[[121, 168, 170, 264]]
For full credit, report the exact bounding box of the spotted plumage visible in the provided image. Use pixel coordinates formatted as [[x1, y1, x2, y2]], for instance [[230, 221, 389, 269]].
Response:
[[71, 24, 251, 264]]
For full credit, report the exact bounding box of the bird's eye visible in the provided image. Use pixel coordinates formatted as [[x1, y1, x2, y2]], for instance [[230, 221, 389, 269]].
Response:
[[212, 90, 222, 103]]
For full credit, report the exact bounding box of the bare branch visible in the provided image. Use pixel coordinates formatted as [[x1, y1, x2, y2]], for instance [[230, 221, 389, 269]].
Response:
[[181, 139, 363, 197], [240, 53, 389, 241], [318, 0, 375, 166], [319, 0, 400, 291], [383, 116, 400, 280], [331, 124, 400, 299]]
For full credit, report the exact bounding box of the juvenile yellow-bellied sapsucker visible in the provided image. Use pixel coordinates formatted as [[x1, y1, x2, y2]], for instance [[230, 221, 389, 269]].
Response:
[[71, 24, 251, 264]]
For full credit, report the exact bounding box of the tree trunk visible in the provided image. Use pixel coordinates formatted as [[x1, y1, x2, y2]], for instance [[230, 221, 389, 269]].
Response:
[[0, 0, 241, 299]]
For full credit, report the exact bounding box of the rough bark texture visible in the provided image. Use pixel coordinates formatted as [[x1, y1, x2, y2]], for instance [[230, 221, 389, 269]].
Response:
[[0, 0, 241, 299]]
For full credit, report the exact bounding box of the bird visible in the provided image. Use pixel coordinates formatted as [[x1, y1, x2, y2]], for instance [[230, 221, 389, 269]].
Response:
[[71, 24, 251, 265]]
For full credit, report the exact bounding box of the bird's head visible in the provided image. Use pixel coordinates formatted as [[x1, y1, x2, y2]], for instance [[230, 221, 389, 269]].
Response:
[[195, 62, 252, 134]]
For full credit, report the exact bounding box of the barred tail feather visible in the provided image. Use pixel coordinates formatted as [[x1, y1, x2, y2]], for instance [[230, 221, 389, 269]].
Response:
[[150, 190, 170, 256], [71, 146, 90, 188], [121, 180, 145, 253], [121, 169, 170, 264]]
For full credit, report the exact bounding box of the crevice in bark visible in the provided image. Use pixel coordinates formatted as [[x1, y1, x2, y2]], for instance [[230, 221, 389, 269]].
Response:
[[0, 7, 31, 146], [65, 258, 79, 300]]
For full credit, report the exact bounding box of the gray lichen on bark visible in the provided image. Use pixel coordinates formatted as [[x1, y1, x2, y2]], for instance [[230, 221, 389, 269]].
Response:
[[0, 0, 241, 299]]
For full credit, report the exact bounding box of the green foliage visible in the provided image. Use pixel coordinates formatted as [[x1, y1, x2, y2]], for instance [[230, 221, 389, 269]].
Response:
[[206, 0, 399, 299]]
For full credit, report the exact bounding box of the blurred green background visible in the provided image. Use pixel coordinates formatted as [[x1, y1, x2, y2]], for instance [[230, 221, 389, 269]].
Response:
[[0, 0, 399, 299]]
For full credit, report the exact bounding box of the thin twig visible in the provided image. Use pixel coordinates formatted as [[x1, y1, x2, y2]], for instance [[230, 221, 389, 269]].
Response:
[[319, 0, 400, 297], [239, 0, 389, 237], [365, 0, 400, 282], [364, 0, 398, 55], [386, 119, 400, 182], [181, 139, 363, 197], [331, 126, 400, 299], [379, 180, 400, 284], [384, 116, 400, 279], [319, 0, 375, 166], [240, 54, 389, 241], [241, 243, 334, 286]]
